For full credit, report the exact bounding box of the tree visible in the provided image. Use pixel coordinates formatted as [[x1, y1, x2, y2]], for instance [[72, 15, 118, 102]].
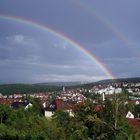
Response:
[[30, 98, 44, 116], [0, 104, 11, 124]]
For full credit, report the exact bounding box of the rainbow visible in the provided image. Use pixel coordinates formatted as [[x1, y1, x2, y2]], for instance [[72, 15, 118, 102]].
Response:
[[0, 14, 115, 79]]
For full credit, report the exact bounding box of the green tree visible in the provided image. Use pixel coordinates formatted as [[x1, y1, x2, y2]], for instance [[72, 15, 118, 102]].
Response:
[[0, 104, 11, 124], [30, 98, 44, 116]]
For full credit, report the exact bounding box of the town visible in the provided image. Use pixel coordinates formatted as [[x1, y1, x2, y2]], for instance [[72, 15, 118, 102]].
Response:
[[0, 80, 140, 139], [0, 81, 140, 118]]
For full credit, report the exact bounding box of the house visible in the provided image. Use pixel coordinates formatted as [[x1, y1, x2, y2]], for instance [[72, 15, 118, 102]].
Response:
[[128, 118, 140, 128], [135, 100, 140, 105], [126, 111, 134, 119], [11, 101, 32, 109], [44, 99, 63, 117], [25, 103, 32, 109], [44, 99, 74, 117], [94, 105, 103, 112], [0, 98, 12, 106]]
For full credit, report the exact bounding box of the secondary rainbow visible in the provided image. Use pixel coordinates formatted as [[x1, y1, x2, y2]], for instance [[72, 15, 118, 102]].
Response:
[[74, 1, 139, 56], [0, 14, 115, 79]]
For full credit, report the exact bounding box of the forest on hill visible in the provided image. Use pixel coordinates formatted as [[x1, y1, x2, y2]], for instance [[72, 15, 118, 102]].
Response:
[[1, 77, 140, 95], [0, 84, 61, 95], [68, 77, 140, 89]]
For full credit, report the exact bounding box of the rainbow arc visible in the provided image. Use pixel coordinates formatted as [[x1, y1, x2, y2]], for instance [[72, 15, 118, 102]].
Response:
[[0, 14, 115, 79]]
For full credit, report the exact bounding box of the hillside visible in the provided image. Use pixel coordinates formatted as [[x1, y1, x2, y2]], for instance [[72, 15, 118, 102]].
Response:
[[68, 77, 140, 89], [36, 81, 88, 86], [1, 77, 140, 95], [0, 84, 61, 95]]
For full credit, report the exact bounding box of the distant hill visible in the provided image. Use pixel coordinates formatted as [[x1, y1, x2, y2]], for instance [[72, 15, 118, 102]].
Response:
[[1, 77, 140, 95], [0, 84, 61, 95], [36, 81, 89, 86], [91, 77, 140, 85], [68, 77, 140, 88], [95, 77, 140, 84]]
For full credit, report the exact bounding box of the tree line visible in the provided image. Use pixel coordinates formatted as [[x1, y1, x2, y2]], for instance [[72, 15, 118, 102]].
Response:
[[0, 84, 61, 95]]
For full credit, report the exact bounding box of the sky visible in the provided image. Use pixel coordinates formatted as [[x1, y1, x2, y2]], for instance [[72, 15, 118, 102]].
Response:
[[0, 0, 140, 83]]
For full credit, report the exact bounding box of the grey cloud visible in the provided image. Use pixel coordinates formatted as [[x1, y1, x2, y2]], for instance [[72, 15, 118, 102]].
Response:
[[104, 57, 140, 77], [0, 0, 140, 82], [34, 74, 108, 83]]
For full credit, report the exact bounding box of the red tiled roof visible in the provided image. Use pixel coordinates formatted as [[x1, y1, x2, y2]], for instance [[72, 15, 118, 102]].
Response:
[[94, 105, 103, 112], [128, 118, 140, 127], [0, 98, 21, 106]]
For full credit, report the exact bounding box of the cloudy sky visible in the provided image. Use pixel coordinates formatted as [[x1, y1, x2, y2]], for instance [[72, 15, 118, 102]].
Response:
[[0, 0, 140, 83]]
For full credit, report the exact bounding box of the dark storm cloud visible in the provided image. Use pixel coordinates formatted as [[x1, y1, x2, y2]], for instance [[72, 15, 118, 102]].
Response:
[[0, 0, 115, 43], [85, 0, 140, 41], [0, 25, 107, 83], [85, 38, 135, 60]]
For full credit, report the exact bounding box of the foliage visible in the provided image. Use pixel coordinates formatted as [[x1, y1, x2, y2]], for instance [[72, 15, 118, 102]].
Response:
[[0, 84, 61, 95], [0, 93, 139, 139], [0, 104, 11, 124]]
